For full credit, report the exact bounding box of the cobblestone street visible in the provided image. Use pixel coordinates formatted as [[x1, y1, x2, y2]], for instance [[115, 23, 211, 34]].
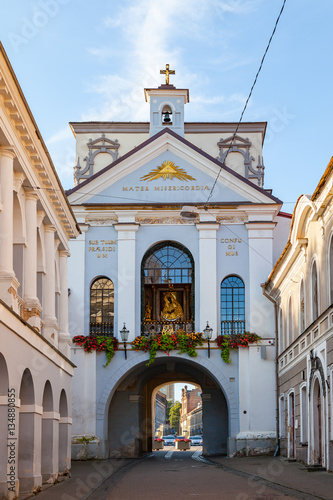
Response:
[[84, 450, 331, 500]]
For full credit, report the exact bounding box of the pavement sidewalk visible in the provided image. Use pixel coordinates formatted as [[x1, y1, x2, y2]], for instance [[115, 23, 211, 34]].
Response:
[[18, 458, 136, 500], [208, 455, 333, 500], [18, 454, 333, 500]]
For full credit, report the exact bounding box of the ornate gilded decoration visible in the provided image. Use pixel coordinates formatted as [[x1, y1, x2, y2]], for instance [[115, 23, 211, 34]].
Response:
[[216, 215, 248, 224], [136, 216, 198, 225], [161, 324, 175, 335], [145, 302, 152, 321], [160, 64, 175, 85], [140, 161, 196, 182], [161, 291, 183, 321]]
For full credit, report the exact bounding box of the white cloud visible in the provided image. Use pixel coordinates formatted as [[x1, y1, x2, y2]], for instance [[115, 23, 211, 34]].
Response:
[[46, 126, 72, 145]]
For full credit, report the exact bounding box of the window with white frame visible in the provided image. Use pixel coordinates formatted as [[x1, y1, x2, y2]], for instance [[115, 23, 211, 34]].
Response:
[[279, 308, 284, 353], [299, 279, 305, 334], [330, 237, 333, 303], [312, 260, 319, 321], [288, 296, 293, 345], [300, 383, 308, 443], [279, 394, 285, 437]]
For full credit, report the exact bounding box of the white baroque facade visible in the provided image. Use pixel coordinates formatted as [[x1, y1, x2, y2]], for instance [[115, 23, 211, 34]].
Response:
[[263, 157, 333, 471], [67, 72, 291, 459], [0, 44, 79, 499]]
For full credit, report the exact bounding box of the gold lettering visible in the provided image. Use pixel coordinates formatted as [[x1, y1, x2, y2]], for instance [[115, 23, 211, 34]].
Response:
[[89, 240, 98, 245], [226, 251, 238, 257], [102, 254, 108, 258], [97, 254, 101, 258], [122, 187, 128, 191], [129, 187, 134, 191], [155, 187, 160, 191]]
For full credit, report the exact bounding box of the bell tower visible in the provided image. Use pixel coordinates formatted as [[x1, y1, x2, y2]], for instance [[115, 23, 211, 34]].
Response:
[[144, 64, 189, 137]]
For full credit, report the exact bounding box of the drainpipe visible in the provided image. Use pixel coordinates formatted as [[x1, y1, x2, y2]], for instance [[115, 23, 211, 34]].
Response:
[[261, 283, 280, 456]]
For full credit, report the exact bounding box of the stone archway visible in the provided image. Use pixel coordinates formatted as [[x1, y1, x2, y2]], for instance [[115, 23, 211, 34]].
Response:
[[105, 355, 235, 459], [0, 353, 9, 498]]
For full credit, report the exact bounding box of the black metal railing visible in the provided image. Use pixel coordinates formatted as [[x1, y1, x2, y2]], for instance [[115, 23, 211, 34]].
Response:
[[89, 322, 114, 337], [142, 320, 194, 337], [221, 320, 245, 335]]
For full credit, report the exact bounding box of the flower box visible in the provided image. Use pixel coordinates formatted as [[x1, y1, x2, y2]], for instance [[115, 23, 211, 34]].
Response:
[[175, 440, 191, 451], [153, 440, 164, 450]]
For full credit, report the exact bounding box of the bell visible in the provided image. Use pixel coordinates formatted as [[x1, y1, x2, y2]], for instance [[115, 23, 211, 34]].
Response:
[[163, 111, 171, 123]]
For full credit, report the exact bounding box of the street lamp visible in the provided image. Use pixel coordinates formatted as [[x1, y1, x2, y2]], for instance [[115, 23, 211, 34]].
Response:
[[203, 321, 213, 358], [120, 323, 129, 359]]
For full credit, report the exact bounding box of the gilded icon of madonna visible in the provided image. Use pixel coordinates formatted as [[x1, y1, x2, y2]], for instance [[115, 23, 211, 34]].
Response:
[[161, 291, 183, 321]]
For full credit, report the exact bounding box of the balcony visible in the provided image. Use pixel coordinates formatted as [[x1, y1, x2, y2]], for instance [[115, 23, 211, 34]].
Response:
[[142, 320, 194, 336], [221, 320, 246, 335], [89, 322, 114, 337]]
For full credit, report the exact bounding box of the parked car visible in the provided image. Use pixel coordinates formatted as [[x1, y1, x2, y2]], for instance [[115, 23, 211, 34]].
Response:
[[190, 435, 203, 446], [163, 435, 175, 446]]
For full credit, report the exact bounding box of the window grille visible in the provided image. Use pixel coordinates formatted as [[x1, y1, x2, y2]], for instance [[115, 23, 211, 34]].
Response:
[[90, 277, 114, 336]]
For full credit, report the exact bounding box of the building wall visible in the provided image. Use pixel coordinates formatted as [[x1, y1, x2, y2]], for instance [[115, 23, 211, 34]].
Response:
[[0, 44, 78, 499], [264, 158, 333, 471]]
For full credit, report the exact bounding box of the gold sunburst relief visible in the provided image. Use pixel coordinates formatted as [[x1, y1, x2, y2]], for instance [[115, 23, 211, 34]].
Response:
[[140, 161, 196, 182]]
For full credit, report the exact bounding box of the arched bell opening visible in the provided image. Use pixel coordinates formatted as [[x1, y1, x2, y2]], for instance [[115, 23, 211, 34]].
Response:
[[161, 104, 173, 125], [107, 357, 229, 458]]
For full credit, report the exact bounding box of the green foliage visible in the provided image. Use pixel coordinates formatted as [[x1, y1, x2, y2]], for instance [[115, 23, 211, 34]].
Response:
[[215, 332, 261, 363], [132, 331, 203, 366], [72, 335, 119, 367], [169, 401, 181, 430]]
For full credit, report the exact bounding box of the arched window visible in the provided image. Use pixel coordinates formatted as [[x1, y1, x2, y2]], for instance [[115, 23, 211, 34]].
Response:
[[312, 261, 319, 321], [287, 296, 293, 345], [299, 279, 305, 334], [220, 276, 245, 334], [279, 307, 284, 353], [90, 277, 114, 336], [141, 242, 194, 334], [329, 237, 333, 303]]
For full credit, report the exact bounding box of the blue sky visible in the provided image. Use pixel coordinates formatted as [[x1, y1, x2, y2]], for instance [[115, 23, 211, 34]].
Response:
[[1, 0, 333, 212]]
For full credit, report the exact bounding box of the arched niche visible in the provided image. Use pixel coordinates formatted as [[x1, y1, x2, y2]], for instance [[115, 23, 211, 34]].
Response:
[[41, 381, 55, 481], [58, 389, 70, 473], [18, 369, 35, 491]]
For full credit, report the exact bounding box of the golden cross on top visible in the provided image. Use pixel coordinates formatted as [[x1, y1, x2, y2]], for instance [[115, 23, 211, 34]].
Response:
[[160, 64, 175, 85]]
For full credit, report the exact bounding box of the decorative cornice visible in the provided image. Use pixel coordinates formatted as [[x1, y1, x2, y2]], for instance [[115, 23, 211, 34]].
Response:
[[0, 44, 79, 241], [217, 215, 248, 224], [135, 216, 197, 225]]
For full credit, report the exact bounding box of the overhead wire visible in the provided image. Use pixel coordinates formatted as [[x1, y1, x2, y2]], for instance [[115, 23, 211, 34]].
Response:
[[205, 0, 287, 207]]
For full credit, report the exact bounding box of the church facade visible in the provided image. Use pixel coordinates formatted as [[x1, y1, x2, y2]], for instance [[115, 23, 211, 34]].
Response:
[[67, 68, 290, 459]]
